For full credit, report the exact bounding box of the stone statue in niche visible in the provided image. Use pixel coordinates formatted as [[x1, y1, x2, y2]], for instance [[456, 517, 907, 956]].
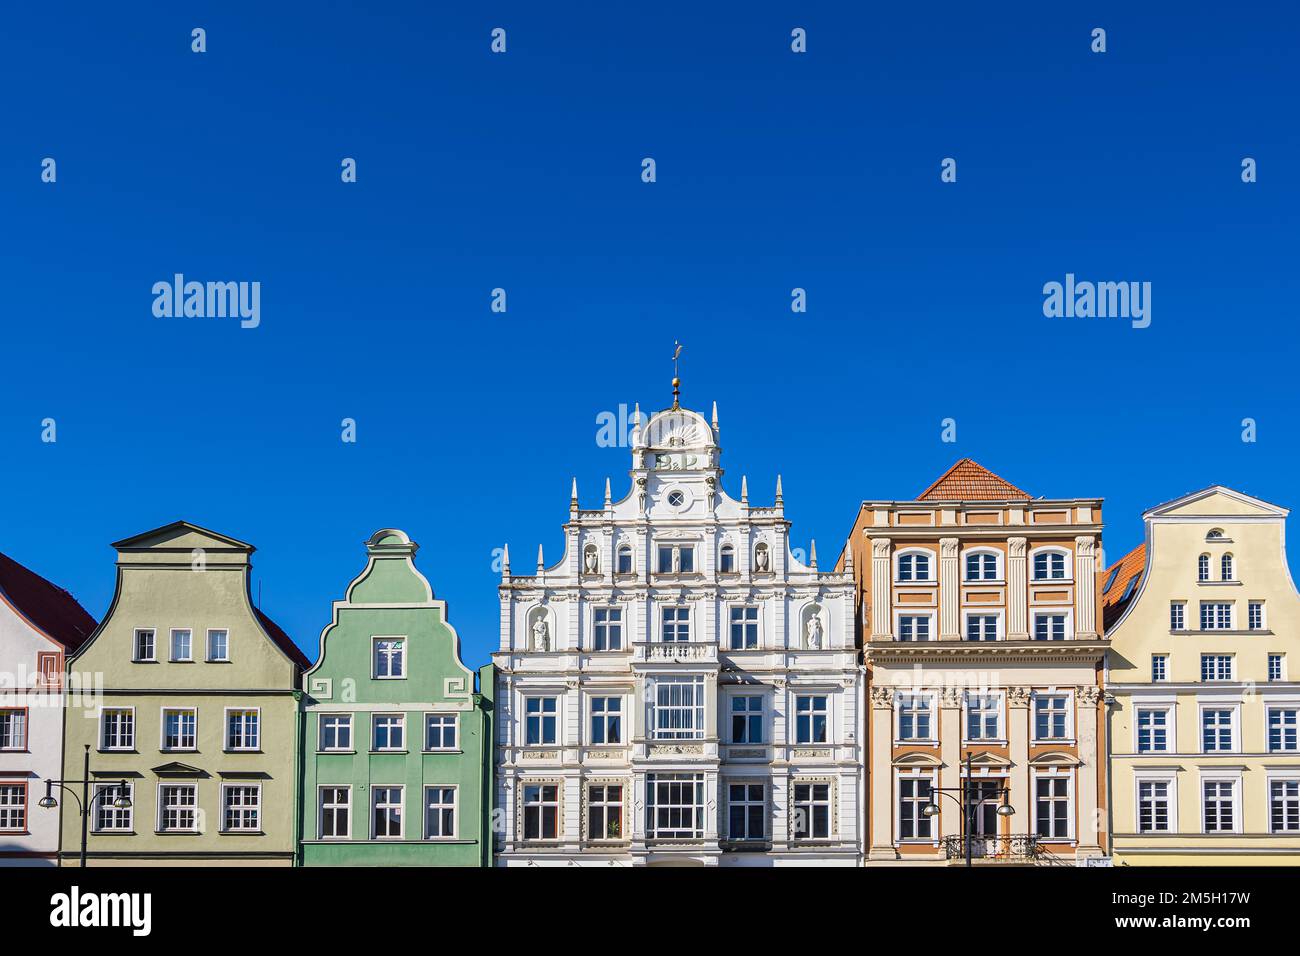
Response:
[[531, 615, 551, 651], [754, 545, 770, 572], [584, 548, 599, 573], [805, 611, 824, 649]]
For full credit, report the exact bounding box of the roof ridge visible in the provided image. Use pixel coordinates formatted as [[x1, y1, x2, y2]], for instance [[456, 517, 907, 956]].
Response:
[[916, 458, 1032, 501]]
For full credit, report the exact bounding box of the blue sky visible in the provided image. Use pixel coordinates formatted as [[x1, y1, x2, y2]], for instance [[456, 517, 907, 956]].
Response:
[[2, 3, 1296, 669]]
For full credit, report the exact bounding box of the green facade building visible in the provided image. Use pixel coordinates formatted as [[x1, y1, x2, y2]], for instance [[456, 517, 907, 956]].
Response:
[[300, 529, 494, 866]]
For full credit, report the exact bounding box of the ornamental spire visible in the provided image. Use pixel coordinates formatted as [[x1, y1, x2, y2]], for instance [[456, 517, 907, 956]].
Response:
[[536, 543, 545, 573], [671, 341, 683, 410]]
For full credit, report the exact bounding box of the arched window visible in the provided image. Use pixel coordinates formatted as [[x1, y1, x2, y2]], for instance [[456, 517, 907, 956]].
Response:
[[1197, 553, 1210, 582], [1221, 553, 1234, 581], [616, 544, 633, 574], [964, 550, 999, 582], [719, 544, 736, 574], [1031, 548, 1069, 581], [1206, 529, 1224, 541], [897, 550, 933, 582]]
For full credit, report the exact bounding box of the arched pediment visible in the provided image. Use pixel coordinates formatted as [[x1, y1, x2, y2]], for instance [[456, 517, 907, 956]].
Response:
[[893, 751, 942, 768], [1029, 751, 1080, 767], [963, 751, 1012, 769]]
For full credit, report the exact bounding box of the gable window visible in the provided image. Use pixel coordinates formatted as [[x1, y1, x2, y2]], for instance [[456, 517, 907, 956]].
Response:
[[729, 606, 759, 650], [1136, 708, 1170, 753], [1201, 654, 1233, 681], [1151, 654, 1169, 682], [1248, 602, 1264, 630], [1137, 780, 1172, 832], [372, 786, 404, 839], [1032, 550, 1067, 581], [593, 607, 623, 651], [1033, 613, 1067, 641], [964, 551, 999, 581], [161, 708, 197, 751], [589, 697, 622, 745], [1269, 654, 1286, 682], [319, 714, 352, 751], [728, 783, 766, 842], [92, 783, 132, 833], [372, 714, 406, 751], [649, 677, 705, 740], [588, 784, 623, 841], [425, 786, 456, 839], [1200, 603, 1232, 630], [522, 784, 560, 840], [226, 709, 260, 751], [965, 614, 999, 642], [1221, 554, 1234, 580], [646, 773, 704, 839], [795, 695, 829, 744], [319, 786, 350, 839], [101, 709, 135, 751], [373, 638, 406, 679], [898, 614, 932, 642], [1270, 780, 1300, 833], [525, 697, 558, 745], [1033, 695, 1069, 741], [719, 544, 736, 573], [1268, 708, 1298, 753], [169, 629, 192, 662], [133, 629, 156, 662], [1035, 775, 1071, 839], [1201, 708, 1235, 752], [898, 776, 934, 840], [965, 693, 1001, 741], [425, 714, 458, 751], [661, 606, 690, 643], [731, 695, 763, 743], [1203, 780, 1237, 833], [1198, 554, 1210, 581], [792, 782, 832, 840], [206, 629, 229, 662], [1169, 602, 1185, 630], [158, 784, 198, 832], [221, 784, 261, 832], [897, 551, 932, 582], [898, 694, 933, 742], [0, 710, 27, 751], [616, 545, 633, 574]]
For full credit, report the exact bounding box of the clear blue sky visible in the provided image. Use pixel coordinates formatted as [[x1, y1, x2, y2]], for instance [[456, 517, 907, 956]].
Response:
[[3, 3, 1296, 668]]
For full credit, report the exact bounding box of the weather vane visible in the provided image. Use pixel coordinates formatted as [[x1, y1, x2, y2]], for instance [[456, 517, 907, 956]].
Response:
[[672, 341, 683, 409]]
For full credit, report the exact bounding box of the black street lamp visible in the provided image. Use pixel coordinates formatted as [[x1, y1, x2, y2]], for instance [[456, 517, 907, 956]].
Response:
[[921, 752, 1014, 867], [38, 743, 131, 868]]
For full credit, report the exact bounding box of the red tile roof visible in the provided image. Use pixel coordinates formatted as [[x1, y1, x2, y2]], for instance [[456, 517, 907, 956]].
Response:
[[254, 607, 311, 669], [1102, 543, 1146, 630], [916, 459, 1032, 501], [0, 551, 98, 651]]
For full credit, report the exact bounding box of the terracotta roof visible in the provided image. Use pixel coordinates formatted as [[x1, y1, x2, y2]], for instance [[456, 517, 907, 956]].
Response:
[[916, 459, 1032, 501], [1101, 543, 1146, 630], [254, 606, 311, 669], [0, 551, 98, 651]]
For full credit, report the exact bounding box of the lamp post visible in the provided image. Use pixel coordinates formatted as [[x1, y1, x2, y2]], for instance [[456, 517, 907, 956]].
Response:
[[921, 752, 1014, 867], [38, 743, 131, 868]]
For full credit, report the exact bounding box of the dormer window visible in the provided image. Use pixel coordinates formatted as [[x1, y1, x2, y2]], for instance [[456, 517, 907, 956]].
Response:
[[719, 544, 736, 573], [1102, 567, 1120, 594], [1198, 554, 1210, 582], [616, 545, 633, 574], [897, 550, 933, 583], [1220, 553, 1234, 581]]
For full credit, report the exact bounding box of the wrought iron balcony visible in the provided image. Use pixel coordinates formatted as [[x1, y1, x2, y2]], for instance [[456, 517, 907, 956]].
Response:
[[941, 834, 1042, 864]]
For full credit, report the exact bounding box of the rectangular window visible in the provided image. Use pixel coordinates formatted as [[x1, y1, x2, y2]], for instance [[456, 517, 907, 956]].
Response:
[[425, 786, 456, 839], [965, 615, 998, 642], [792, 782, 832, 840], [1201, 709, 1234, 752], [319, 714, 352, 751], [158, 784, 197, 832], [1152, 655, 1169, 682], [719, 548, 736, 573], [0, 785, 26, 833], [661, 606, 690, 642], [170, 628, 192, 662], [1248, 602, 1264, 630], [1201, 654, 1233, 681], [1033, 695, 1069, 741], [0, 710, 27, 751], [898, 694, 932, 741], [222, 785, 261, 832], [1268, 708, 1298, 753], [1137, 781, 1171, 833], [965, 552, 998, 581], [1034, 614, 1067, 641], [372, 786, 404, 838], [656, 545, 694, 574], [898, 777, 933, 840], [373, 638, 406, 678], [728, 783, 766, 841], [206, 629, 229, 662], [1203, 781, 1235, 833], [650, 677, 705, 740], [795, 695, 829, 744], [593, 607, 623, 651], [1169, 602, 1185, 630], [1033, 551, 1067, 580], [525, 697, 558, 745], [730, 695, 763, 743], [319, 786, 350, 839], [1269, 654, 1285, 682], [133, 629, 156, 662], [589, 697, 622, 745], [646, 773, 704, 839], [966, 694, 1001, 741], [1136, 708, 1169, 753], [897, 552, 931, 582], [1035, 776, 1070, 839], [1200, 603, 1232, 630], [588, 784, 624, 841], [522, 784, 559, 840], [425, 714, 458, 751], [161, 708, 197, 751], [372, 714, 406, 751], [226, 709, 260, 751], [678, 548, 694, 573], [616, 548, 633, 574], [729, 606, 759, 650], [1270, 780, 1300, 833], [657, 546, 673, 573], [92, 783, 132, 832], [101, 708, 135, 751], [897, 615, 931, 642]]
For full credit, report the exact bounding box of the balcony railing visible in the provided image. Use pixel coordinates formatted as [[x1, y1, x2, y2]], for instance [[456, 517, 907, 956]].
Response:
[[941, 834, 1042, 863], [634, 641, 718, 663]]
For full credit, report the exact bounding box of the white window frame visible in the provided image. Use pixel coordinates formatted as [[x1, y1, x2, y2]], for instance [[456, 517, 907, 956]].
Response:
[[91, 781, 134, 833], [1197, 553, 1210, 582], [592, 606, 624, 651], [1200, 602, 1233, 631], [588, 696, 623, 745], [224, 706, 261, 752], [894, 611, 934, 643], [318, 713, 353, 752], [1199, 703, 1239, 754], [133, 628, 157, 663], [1248, 601, 1265, 631], [728, 692, 764, 744], [156, 782, 199, 834], [727, 604, 760, 650], [524, 695, 559, 746], [894, 548, 935, 583], [1031, 691, 1074, 743], [159, 706, 197, 752], [1029, 546, 1072, 582], [1266, 705, 1299, 754], [1267, 773, 1300, 834], [169, 628, 193, 662], [1031, 768, 1075, 842], [1268, 654, 1287, 682], [647, 676, 706, 741], [1200, 774, 1242, 835], [372, 713, 407, 752], [1134, 773, 1178, 833], [963, 610, 1002, 642], [895, 692, 936, 744], [318, 785, 351, 840], [424, 713, 459, 751], [962, 548, 1002, 582], [1200, 653, 1234, 681], [100, 707, 136, 751], [220, 782, 262, 833], [791, 779, 834, 841], [1032, 610, 1071, 642], [895, 770, 939, 844], [0, 783, 27, 833], [1169, 602, 1186, 631], [794, 693, 831, 745], [586, 781, 625, 843], [1133, 703, 1176, 754], [963, 691, 1005, 743], [521, 781, 562, 842], [1151, 654, 1170, 682], [424, 785, 458, 840], [372, 636, 407, 679], [726, 780, 767, 842], [371, 785, 405, 839], [206, 627, 230, 662], [660, 606, 691, 643], [616, 544, 634, 575]]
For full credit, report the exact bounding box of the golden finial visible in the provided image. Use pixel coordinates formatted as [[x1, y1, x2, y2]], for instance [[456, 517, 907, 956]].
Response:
[[672, 341, 683, 409]]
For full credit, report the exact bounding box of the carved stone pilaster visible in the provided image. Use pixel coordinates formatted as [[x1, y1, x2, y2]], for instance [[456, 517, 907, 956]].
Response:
[[870, 537, 892, 639], [1007, 536, 1028, 640], [939, 537, 960, 640], [1075, 536, 1098, 638]]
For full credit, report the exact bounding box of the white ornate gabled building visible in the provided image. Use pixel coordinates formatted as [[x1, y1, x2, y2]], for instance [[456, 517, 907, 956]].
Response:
[[493, 387, 863, 866]]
